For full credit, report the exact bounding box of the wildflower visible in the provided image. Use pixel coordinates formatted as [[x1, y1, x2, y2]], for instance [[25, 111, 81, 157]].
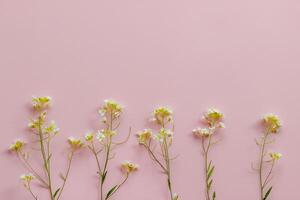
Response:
[[203, 108, 224, 125], [9, 140, 25, 152], [20, 173, 35, 183], [68, 137, 84, 150], [96, 131, 106, 142], [136, 129, 152, 144], [193, 128, 212, 137], [44, 121, 59, 134], [153, 128, 173, 143], [121, 161, 138, 173], [99, 100, 123, 118], [85, 132, 94, 141], [32, 96, 51, 110], [269, 152, 282, 161], [263, 114, 281, 133], [153, 106, 173, 124]]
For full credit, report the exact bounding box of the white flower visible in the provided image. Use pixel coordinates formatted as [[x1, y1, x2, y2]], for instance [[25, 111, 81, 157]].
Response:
[[96, 130, 106, 142], [193, 128, 212, 137]]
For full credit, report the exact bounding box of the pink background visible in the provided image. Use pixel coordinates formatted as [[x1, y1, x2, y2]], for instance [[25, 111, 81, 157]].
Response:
[[1, 0, 300, 199]]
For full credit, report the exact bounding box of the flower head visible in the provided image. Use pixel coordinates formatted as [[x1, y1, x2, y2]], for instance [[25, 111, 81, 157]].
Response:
[[44, 121, 59, 134], [68, 137, 84, 150], [32, 96, 51, 111], [193, 128, 212, 137], [153, 106, 173, 125], [9, 140, 25, 152], [203, 108, 224, 125], [263, 114, 281, 133], [99, 100, 123, 118], [121, 161, 138, 173], [136, 129, 152, 144], [269, 152, 282, 161], [85, 132, 94, 141], [153, 128, 173, 143], [96, 131, 106, 142], [20, 173, 35, 183]]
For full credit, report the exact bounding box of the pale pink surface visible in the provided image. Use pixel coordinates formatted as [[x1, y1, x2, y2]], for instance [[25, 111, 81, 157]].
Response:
[[1, 0, 300, 199]]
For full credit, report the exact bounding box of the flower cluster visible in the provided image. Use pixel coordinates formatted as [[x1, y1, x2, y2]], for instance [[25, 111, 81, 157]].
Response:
[[269, 152, 282, 161], [136, 129, 152, 144], [20, 173, 35, 184], [32, 96, 51, 111], [263, 113, 281, 133], [152, 106, 173, 125], [9, 139, 25, 152], [121, 161, 139, 174], [193, 108, 225, 138], [99, 100, 123, 120], [68, 137, 84, 150]]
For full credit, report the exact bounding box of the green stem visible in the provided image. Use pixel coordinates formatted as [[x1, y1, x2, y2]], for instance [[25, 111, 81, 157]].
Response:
[[38, 117, 54, 200], [202, 135, 212, 200], [56, 151, 74, 200], [259, 132, 270, 200], [106, 173, 129, 200], [100, 112, 113, 200]]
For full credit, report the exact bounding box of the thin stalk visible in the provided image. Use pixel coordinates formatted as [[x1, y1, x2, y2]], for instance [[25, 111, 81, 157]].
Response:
[[100, 112, 113, 200], [144, 144, 167, 172], [162, 120, 174, 200], [202, 135, 212, 200], [259, 131, 270, 200], [27, 184, 38, 200], [38, 118, 54, 200], [56, 151, 74, 200], [17, 152, 48, 187], [106, 173, 129, 199]]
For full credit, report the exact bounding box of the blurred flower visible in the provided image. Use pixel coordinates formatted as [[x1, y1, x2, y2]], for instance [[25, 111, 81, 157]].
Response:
[[193, 128, 212, 137], [153, 106, 173, 125], [9, 139, 25, 152], [203, 108, 224, 125], [44, 121, 59, 134], [269, 152, 282, 161], [263, 114, 281, 133], [99, 100, 123, 118], [121, 161, 138, 173], [136, 129, 152, 144], [68, 137, 84, 150], [153, 128, 173, 143], [32, 96, 51, 110], [20, 173, 35, 183], [96, 131, 106, 142], [85, 132, 94, 141]]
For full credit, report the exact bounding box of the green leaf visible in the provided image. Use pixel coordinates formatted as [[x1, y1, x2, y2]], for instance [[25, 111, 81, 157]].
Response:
[[208, 160, 212, 171], [53, 188, 60, 199], [208, 179, 213, 191], [212, 191, 216, 200], [207, 166, 215, 180], [105, 185, 118, 200], [101, 171, 107, 183], [263, 187, 272, 200]]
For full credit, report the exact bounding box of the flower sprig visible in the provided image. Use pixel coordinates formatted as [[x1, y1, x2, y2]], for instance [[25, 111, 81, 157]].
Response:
[[137, 106, 179, 200], [85, 100, 137, 200], [9, 96, 83, 200], [255, 114, 282, 200], [193, 108, 225, 200]]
